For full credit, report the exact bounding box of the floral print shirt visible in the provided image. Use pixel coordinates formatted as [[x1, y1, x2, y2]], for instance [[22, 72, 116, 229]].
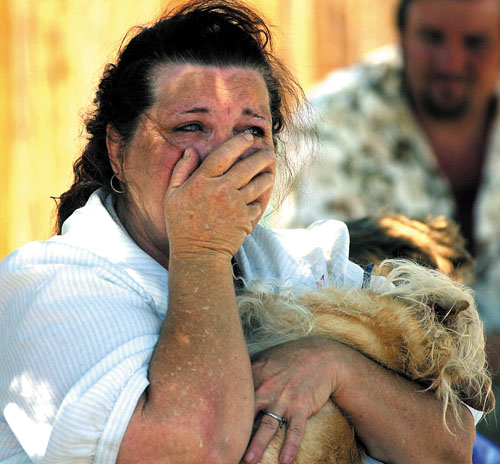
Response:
[[288, 47, 500, 331]]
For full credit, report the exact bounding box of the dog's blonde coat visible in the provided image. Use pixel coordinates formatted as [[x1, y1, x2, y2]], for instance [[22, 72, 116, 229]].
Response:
[[238, 259, 494, 463]]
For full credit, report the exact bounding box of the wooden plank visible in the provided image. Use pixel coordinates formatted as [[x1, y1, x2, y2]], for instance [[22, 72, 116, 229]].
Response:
[[3, 0, 165, 258], [314, 0, 399, 85], [0, 0, 12, 258]]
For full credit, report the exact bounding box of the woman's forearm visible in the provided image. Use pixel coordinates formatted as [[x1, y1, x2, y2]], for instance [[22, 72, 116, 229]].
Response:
[[118, 255, 254, 463], [333, 345, 475, 464]]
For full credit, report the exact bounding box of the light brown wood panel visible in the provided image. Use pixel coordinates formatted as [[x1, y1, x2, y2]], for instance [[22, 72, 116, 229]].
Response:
[[0, 0, 12, 257], [313, 0, 400, 84], [0, 0, 398, 259], [2, 0, 166, 258]]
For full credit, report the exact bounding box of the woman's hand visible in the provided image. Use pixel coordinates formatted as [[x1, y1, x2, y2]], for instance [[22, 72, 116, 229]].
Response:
[[243, 337, 348, 464], [244, 336, 476, 464], [164, 132, 275, 262]]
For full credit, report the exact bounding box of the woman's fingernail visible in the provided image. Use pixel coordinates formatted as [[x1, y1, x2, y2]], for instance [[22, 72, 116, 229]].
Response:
[[242, 132, 253, 142], [244, 452, 255, 463], [281, 454, 292, 464]]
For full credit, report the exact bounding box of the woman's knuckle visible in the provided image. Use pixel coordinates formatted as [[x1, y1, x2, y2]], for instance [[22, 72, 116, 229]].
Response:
[[257, 378, 278, 395], [283, 386, 301, 404], [189, 175, 206, 190], [286, 390, 301, 404], [260, 417, 278, 431], [287, 423, 304, 437], [265, 148, 276, 161]]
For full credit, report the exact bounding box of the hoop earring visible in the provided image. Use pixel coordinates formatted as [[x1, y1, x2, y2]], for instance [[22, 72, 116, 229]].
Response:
[[110, 174, 124, 194]]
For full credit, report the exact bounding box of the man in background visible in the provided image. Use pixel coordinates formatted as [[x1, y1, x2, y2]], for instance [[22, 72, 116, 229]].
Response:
[[288, 0, 500, 444]]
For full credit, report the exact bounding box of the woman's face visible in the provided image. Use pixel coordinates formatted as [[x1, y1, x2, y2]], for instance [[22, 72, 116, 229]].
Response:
[[107, 64, 275, 266]]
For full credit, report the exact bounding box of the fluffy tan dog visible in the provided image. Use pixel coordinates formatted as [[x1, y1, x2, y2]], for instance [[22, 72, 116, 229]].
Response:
[[238, 259, 495, 463], [346, 214, 473, 282]]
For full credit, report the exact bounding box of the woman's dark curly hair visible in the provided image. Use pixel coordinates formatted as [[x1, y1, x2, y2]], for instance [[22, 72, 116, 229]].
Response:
[[54, 0, 305, 233]]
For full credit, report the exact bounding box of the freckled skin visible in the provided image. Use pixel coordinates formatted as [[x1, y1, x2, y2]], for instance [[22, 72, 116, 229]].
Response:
[[113, 64, 274, 463], [111, 60, 478, 463], [108, 64, 275, 269]]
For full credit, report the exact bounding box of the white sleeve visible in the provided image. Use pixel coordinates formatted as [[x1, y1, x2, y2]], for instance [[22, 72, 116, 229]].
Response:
[[0, 258, 161, 463], [43, 339, 153, 462]]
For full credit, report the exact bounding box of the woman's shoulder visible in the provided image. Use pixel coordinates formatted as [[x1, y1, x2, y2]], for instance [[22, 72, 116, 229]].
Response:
[[0, 202, 156, 311], [0, 191, 128, 280], [0, 238, 146, 304]]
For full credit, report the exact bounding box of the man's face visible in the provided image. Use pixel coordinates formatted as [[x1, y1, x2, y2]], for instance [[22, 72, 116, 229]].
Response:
[[401, 0, 500, 120]]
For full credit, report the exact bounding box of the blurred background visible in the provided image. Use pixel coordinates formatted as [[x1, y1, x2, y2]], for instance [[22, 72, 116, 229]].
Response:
[[0, 0, 398, 259]]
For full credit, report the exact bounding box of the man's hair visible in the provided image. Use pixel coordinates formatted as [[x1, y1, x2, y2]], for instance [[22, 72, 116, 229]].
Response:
[[54, 0, 304, 233], [397, 0, 500, 32], [396, 0, 413, 32]]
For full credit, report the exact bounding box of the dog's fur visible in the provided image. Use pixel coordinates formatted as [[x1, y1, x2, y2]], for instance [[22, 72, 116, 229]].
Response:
[[237, 215, 494, 464], [346, 214, 474, 283]]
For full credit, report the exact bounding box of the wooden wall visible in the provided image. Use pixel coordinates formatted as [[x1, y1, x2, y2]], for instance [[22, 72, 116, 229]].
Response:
[[0, 0, 399, 258]]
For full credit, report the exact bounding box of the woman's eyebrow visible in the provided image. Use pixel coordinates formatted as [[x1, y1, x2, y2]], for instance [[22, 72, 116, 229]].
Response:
[[243, 108, 270, 121], [177, 107, 270, 121], [181, 107, 209, 114]]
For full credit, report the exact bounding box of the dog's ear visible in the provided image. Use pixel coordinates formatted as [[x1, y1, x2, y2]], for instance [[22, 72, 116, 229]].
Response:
[[431, 298, 470, 323], [483, 384, 496, 413], [459, 378, 496, 413]]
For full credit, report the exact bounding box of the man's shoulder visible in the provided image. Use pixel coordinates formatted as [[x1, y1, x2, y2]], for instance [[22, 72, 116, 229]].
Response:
[[309, 46, 403, 108]]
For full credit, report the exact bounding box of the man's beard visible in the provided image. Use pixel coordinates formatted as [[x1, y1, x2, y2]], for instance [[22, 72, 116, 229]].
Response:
[[419, 91, 470, 120], [402, 72, 471, 121]]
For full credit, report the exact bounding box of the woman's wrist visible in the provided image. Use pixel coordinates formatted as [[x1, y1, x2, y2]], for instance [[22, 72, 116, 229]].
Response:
[[169, 248, 234, 270], [325, 339, 363, 401]]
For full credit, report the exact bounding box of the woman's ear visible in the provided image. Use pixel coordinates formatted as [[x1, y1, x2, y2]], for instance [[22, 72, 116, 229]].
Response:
[[106, 124, 123, 180]]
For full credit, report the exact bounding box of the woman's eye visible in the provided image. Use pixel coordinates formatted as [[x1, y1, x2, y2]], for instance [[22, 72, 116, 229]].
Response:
[[242, 126, 265, 138], [176, 122, 204, 132]]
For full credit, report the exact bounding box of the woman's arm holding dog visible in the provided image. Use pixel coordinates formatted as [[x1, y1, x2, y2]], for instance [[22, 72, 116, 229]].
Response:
[[334, 339, 475, 464], [245, 336, 475, 464]]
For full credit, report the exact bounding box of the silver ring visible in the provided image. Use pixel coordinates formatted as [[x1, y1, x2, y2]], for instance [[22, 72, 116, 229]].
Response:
[[263, 411, 287, 429]]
